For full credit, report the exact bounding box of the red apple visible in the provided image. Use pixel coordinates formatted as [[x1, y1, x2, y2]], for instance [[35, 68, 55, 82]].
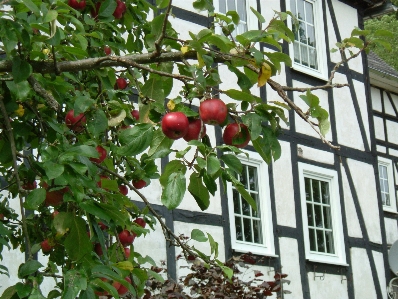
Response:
[[68, 0, 86, 10], [114, 78, 128, 90], [222, 123, 251, 148], [22, 181, 37, 190], [183, 119, 206, 142], [117, 277, 131, 296], [113, 0, 127, 19], [0, 214, 4, 220], [98, 221, 108, 230], [90, 2, 101, 19], [119, 185, 128, 195], [94, 243, 103, 256], [45, 187, 68, 207], [124, 247, 130, 258], [134, 217, 146, 228], [118, 230, 135, 246], [112, 281, 121, 291], [65, 110, 86, 133], [90, 146, 107, 164], [199, 99, 228, 125], [132, 179, 146, 189], [94, 278, 109, 296], [161, 112, 189, 139], [104, 46, 111, 56], [131, 109, 139, 121], [41, 239, 52, 253]]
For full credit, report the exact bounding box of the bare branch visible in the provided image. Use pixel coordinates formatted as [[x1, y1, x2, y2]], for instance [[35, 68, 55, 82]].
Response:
[[152, 0, 173, 58]]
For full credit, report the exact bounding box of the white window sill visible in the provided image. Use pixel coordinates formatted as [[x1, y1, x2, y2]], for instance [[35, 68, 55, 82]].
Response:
[[383, 208, 398, 214], [307, 258, 349, 267], [232, 248, 279, 258]]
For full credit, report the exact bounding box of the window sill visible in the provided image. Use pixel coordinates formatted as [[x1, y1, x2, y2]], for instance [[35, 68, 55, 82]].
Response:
[[232, 247, 278, 258], [306, 258, 349, 267], [383, 208, 398, 215]]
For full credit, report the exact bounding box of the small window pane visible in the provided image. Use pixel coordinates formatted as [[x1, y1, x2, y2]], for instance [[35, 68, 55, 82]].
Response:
[[321, 181, 329, 204], [307, 25, 315, 47], [248, 166, 257, 191], [243, 218, 252, 242], [297, 0, 305, 20], [290, 0, 296, 14], [242, 198, 250, 216], [227, 0, 236, 11], [325, 231, 335, 254], [233, 190, 241, 213], [314, 204, 322, 227], [219, 0, 226, 13], [305, 1, 314, 24], [313, 179, 321, 203], [252, 193, 259, 217], [317, 230, 325, 252], [240, 166, 248, 188], [307, 203, 314, 227], [253, 220, 261, 243], [323, 206, 333, 229], [305, 177, 312, 201], [235, 216, 243, 241], [309, 228, 316, 251], [236, 0, 246, 22]]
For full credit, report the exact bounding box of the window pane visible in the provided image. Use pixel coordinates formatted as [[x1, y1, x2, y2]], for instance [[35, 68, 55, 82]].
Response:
[[309, 228, 316, 251], [321, 181, 329, 204], [290, 0, 296, 14], [305, 177, 312, 201], [314, 204, 322, 228], [307, 24, 315, 47], [240, 166, 248, 188], [243, 218, 252, 242], [317, 230, 325, 252], [242, 197, 250, 216], [323, 206, 333, 229], [385, 193, 391, 206], [297, 0, 304, 20], [219, 0, 226, 13], [307, 202, 314, 227], [299, 21, 307, 43], [309, 47, 318, 69], [235, 216, 243, 241], [227, 0, 236, 11], [313, 179, 321, 203], [248, 166, 257, 191], [233, 189, 241, 214], [305, 1, 314, 24], [253, 220, 261, 244], [236, 0, 246, 22], [325, 231, 335, 254], [252, 193, 259, 217]]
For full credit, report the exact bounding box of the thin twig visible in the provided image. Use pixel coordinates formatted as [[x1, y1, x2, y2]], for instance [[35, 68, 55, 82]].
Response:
[[151, 0, 173, 58], [0, 95, 33, 259], [27, 75, 60, 112]]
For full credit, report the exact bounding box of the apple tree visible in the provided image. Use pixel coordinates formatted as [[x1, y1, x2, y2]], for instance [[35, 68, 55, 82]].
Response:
[[0, 0, 391, 298]]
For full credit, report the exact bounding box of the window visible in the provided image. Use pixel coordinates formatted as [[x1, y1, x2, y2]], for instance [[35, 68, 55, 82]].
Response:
[[227, 151, 275, 256], [298, 163, 347, 265], [378, 157, 397, 212], [215, 0, 258, 37], [286, 0, 328, 80]]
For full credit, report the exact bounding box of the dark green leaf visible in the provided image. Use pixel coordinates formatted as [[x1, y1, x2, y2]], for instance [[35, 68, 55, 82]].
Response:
[[43, 161, 64, 180], [18, 260, 43, 278], [98, 0, 118, 17], [5, 81, 30, 101], [160, 160, 186, 187], [188, 173, 210, 211], [87, 109, 108, 138], [43, 10, 58, 23], [12, 57, 32, 84], [64, 270, 87, 299], [220, 154, 242, 174], [161, 172, 186, 210], [117, 124, 153, 156], [141, 78, 165, 102], [24, 188, 46, 210], [207, 154, 221, 177], [250, 6, 265, 23], [207, 233, 218, 258], [148, 128, 174, 159], [225, 89, 262, 103], [64, 216, 92, 261]]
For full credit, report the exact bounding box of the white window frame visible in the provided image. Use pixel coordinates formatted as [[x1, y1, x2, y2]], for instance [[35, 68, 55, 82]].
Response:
[[298, 163, 347, 265], [285, 0, 328, 81], [226, 150, 275, 256], [378, 157, 397, 212], [214, 0, 258, 37]]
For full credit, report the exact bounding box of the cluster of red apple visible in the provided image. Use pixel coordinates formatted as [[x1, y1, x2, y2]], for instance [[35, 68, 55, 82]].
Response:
[[67, 0, 127, 20], [161, 98, 251, 148]]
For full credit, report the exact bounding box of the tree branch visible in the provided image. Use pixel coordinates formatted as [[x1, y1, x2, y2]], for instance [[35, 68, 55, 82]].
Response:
[[27, 76, 60, 112], [151, 0, 173, 58]]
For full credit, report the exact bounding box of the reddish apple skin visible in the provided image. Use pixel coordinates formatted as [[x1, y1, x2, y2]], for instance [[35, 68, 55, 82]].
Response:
[[114, 78, 128, 90], [124, 247, 130, 258], [90, 146, 107, 164], [113, 0, 127, 19], [132, 179, 146, 189], [131, 110, 139, 121], [22, 181, 37, 190], [134, 217, 146, 228], [45, 187, 68, 207], [222, 123, 251, 148], [90, 2, 101, 19], [199, 99, 228, 125], [65, 110, 87, 133], [119, 185, 128, 195], [161, 112, 189, 140], [94, 243, 103, 256], [104, 46, 111, 56], [112, 281, 122, 291], [183, 119, 206, 142], [98, 221, 108, 230], [68, 0, 86, 10], [41, 239, 52, 253], [118, 230, 135, 246], [117, 277, 131, 296], [0, 214, 4, 220]]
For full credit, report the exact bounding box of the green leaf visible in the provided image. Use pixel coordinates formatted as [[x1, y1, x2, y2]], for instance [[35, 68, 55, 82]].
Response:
[[188, 173, 210, 211], [74, 95, 95, 114], [43, 10, 58, 23], [220, 265, 233, 279], [191, 229, 208, 242], [97, 203, 129, 225], [161, 172, 186, 210], [12, 57, 32, 84], [242, 113, 263, 140], [160, 160, 186, 187], [117, 124, 153, 156], [18, 260, 43, 278], [0, 286, 17, 299], [62, 46, 88, 58], [43, 161, 64, 180], [15, 283, 31, 299], [24, 188, 46, 210], [64, 270, 87, 299], [98, 0, 118, 17], [53, 212, 72, 236], [226, 11, 240, 25], [64, 216, 92, 261], [319, 118, 330, 136], [141, 78, 165, 102], [299, 90, 319, 108], [220, 154, 242, 174], [207, 233, 218, 258], [250, 6, 265, 23], [20, 0, 40, 15], [224, 89, 262, 103], [87, 109, 108, 138], [227, 65, 253, 92], [207, 154, 221, 177], [148, 128, 173, 159], [5, 81, 30, 101], [156, 0, 170, 9]]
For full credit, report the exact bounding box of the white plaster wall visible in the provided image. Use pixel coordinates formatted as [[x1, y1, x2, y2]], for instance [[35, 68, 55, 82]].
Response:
[[169, 16, 206, 42], [373, 250, 388, 299], [378, 145, 387, 154], [307, 273, 348, 299], [347, 159, 382, 244], [273, 141, 296, 228], [297, 145, 335, 165], [384, 91, 396, 116], [353, 79, 371, 145], [292, 80, 332, 141], [334, 75, 365, 151], [371, 87, 383, 112], [172, 0, 209, 16], [341, 165, 363, 238], [392, 93, 398, 111], [279, 237, 304, 299], [386, 120, 398, 145], [351, 248, 377, 299], [385, 218, 398, 245], [374, 116, 385, 141], [389, 148, 398, 157]]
